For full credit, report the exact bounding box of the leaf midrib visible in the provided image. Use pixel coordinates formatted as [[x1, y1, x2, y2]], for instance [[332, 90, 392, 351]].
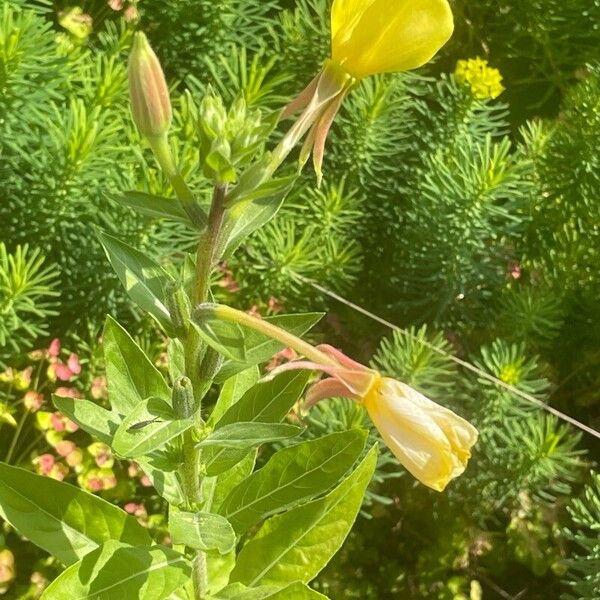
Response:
[[225, 438, 358, 522], [247, 469, 366, 586]]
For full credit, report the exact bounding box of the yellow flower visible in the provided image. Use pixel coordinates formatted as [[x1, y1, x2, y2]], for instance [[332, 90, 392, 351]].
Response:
[[204, 306, 479, 493], [455, 58, 505, 100], [331, 0, 455, 79], [363, 377, 478, 491], [272, 0, 455, 184]]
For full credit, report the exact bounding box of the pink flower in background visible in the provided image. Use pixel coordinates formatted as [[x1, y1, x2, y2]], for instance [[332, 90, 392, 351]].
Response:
[[108, 0, 124, 9], [55, 440, 76, 458], [91, 376, 108, 400], [33, 454, 55, 476], [124, 502, 147, 518], [124, 5, 139, 23], [55, 387, 83, 399], [52, 353, 81, 381], [50, 413, 66, 433], [64, 417, 79, 433], [266, 347, 299, 372], [23, 391, 44, 412], [48, 338, 61, 358], [268, 296, 284, 314]]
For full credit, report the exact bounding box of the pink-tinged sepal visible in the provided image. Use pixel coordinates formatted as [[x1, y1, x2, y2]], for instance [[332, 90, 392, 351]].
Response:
[[305, 377, 361, 409]]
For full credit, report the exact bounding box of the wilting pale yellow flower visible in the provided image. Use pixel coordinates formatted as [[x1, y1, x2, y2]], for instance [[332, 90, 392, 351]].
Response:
[[455, 58, 505, 100], [297, 345, 478, 492], [202, 303, 479, 492], [362, 377, 478, 491], [331, 0, 455, 79]]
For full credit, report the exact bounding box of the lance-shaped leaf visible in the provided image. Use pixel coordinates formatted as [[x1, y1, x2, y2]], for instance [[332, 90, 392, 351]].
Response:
[[210, 366, 260, 426], [230, 446, 378, 587], [0, 463, 151, 566], [41, 540, 190, 600], [203, 372, 310, 476], [169, 511, 235, 554], [98, 230, 175, 333], [53, 396, 119, 446], [212, 313, 324, 383], [197, 423, 303, 451], [203, 452, 257, 514], [217, 371, 310, 427], [219, 430, 368, 534], [104, 316, 171, 415], [112, 397, 192, 458], [192, 319, 247, 362], [209, 581, 328, 599], [202, 423, 302, 478], [111, 191, 195, 225], [222, 176, 296, 257], [137, 460, 185, 507]]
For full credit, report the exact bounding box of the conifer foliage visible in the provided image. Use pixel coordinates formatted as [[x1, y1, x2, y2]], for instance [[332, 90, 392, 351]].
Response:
[[0, 0, 599, 598]]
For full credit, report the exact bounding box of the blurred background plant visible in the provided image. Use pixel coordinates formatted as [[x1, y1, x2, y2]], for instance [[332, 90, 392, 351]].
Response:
[[0, 0, 599, 597]]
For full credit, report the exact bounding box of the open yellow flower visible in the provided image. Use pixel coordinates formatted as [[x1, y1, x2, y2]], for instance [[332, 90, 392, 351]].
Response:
[[273, 0, 455, 184], [331, 0, 455, 79]]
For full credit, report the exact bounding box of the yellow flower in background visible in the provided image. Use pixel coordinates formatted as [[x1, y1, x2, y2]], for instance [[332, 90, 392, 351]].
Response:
[[363, 377, 478, 492], [331, 0, 455, 79], [455, 58, 505, 100]]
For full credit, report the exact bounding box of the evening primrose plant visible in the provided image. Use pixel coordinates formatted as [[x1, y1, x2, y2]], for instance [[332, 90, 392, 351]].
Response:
[[0, 2, 477, 598]]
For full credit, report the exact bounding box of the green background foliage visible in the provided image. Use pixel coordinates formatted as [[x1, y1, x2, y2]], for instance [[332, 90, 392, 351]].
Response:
[[0, 0, 599, 598]]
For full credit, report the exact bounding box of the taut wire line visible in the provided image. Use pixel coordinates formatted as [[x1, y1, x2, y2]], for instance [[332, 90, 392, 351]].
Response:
[[294, 275, 600, 442]]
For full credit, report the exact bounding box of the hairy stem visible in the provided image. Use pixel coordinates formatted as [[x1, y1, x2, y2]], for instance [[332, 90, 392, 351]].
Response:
[[180, 182, 229, 600], [194, 184, 228, 305]]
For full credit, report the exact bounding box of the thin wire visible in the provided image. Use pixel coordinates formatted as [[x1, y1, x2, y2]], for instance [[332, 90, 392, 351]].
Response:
[[296, 275, 600, 442]]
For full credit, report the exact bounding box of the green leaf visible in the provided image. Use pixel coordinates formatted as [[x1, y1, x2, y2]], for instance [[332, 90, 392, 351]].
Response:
[[203, 372, 310, 476], [215, 314, 323, 382], [223, 177, 295, 257], [207, 550, 236, 595], [112, 397, 192, 459], [137, 460, 185, 507], [203, 452, 257, 514], [192, 319, 247, 362], [98, 230, 175, 333], [217, 371, 310, 427], [210, 366, 260, 426], [169, 511, 235, 554], [230, 446, 378, 587], [0, 463, 151, 565], [197, 423, 303, 450], [103, 316, 171, 415], [111, 191, 193, 226], [167, 338, 186, 384], [41, 541, 190, 600], [53, 396, 119, 446], [210, 581, 328, 599], [220, 430, 368, 534]]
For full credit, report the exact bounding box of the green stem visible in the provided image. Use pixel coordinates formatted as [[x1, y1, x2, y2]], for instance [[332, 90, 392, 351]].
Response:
[[180, 182, 230, 600], [194, 185, 228, 305], [5, 409, 28, 464], [206, 304, 338, 367]]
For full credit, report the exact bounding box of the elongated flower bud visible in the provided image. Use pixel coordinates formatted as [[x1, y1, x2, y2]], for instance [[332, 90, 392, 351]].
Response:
[[128, 32, 172, 139]]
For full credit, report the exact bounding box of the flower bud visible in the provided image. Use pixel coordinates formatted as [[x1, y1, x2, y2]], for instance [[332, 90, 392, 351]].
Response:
[[128, 32, 172, 139], [172, 376, 195, 419], [166, 283, 191, 339]]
